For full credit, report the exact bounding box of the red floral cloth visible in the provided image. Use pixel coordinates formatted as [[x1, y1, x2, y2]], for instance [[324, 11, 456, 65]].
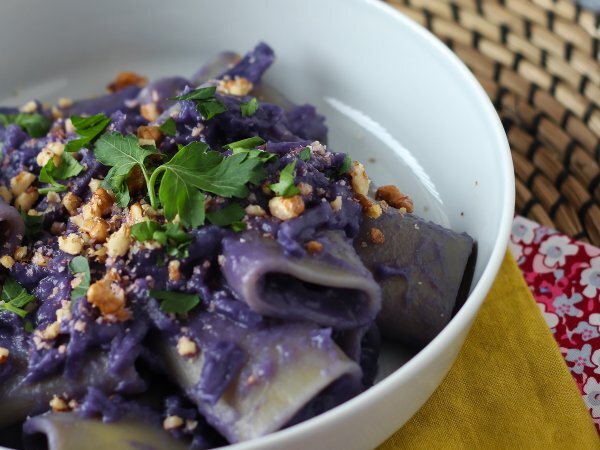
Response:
[[509, 216, 600, 431]]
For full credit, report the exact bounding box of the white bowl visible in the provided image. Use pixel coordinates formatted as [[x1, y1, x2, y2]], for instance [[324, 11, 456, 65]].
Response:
[[0, 0, 514, 448]]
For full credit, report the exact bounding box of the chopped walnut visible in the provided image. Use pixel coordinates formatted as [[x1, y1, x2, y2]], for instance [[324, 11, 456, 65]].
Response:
[[41, 321, 60, 340], [268, 195, 305, 221], [36, 142, 65, 167], [0, 186, 12, 203], [106, 225, 131, 258], [50, 222, 66, 235], [49, 395, 70, 412], [163, 415, 184, 430], [0, 256, 15, 269], [62, 192, 82, 216], [87, 278, 130, 321], [46, 191, 61, 204], [176, 336, 197, 357], [305, 240, 323, 254], [58, 97, 73, 108], [90, 188, 114, 217], [74, 320, 87, 332], [369, 227, 385, 244], [107, 71, 147, 93], [31, 251, 50, 267], [0, 347, 9, 364], [355, 194, 382, 219], [82, 217, 110, 242], [217, 76, 253, 96], [127, 203, 145, 224], [349, 161, 370, 196], [137, 125, 162, 142], [245, 204, 267, 217], [20, 100, 37, 113], [330, 196, 343, 211], [168, 260, 182, 282], [14, 187, 39, 211], [375, 185, 414, 213], [140, 103, 159, 122], [13, 246, 27, 261], [10, 171, 36, 196], [58, 234, 84, 255], [297, 182, 313, 196]]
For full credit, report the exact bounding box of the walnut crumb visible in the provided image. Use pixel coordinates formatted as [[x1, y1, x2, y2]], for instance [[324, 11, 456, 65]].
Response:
[[107, 71, 147, 93], [0, 347, 9, 364], [87, 278, 130, 321], [217, 76, 253, 96], [369, 227, 385, 244], [140, 103, 159, 122], [268, 195, 305, 221], [163, 415, 185, 430], [41, 321, 60, 340], [349, 161, 370, 196], [245, 204, 267, 217], [177, 336, 198, 357], [137, 125, 162, 142], [168, 260, 182, 282], [330, 196, 343, 211], [49, 395, 70, 412], [0, 256, 15, 269], [375, 185, 414, 213], [355, 194, 382, 219], [305, 241, 323, 254]]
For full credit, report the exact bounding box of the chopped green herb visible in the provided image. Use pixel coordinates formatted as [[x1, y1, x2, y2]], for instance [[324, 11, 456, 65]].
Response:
[[339, 153, 352, 175], [94, 132, 158, 207], [240, 97, 259, 117], [69, 256, 90, 301], [149, 289, 200, 314], [38, 152, 84, 194], [159, 118, 177, 136], [0, 279, 36, 318], [24, 321, 34, 333], [0, 112, 51, 138], [172, 86, 227, 120], [269, 160, 300, 197], [223, 136, 265, 151], [131, 221, 192, 257], [20, 213, 43, 241], [231, 221, 247, 233], [232, 147, 277, 163], [206, 203, 246, 227], [65, 114, 111, 152], [299, 147, 311, 161]]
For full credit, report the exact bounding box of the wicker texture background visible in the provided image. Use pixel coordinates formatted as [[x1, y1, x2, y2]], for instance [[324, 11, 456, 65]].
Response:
[[386, 0, 600, 246]]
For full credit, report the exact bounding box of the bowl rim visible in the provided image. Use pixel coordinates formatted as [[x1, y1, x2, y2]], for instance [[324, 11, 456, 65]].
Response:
[[226, 0, 515, 448]]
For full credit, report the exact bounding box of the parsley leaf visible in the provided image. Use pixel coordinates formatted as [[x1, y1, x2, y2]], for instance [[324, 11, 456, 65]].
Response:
[[269, 160, 300, 197], [172, 86, 227, 120], [39, 152, 84, 194], [223, 136, 265, 151], [206, 203, 246, 227], [149, 289, 200, 314], [0, 279, 36, 318], [65, 114, 111, 152], [231, 221, 247, 232], [339, 154, 352, 175], [159, 118, 177, 136], [240, 97, 259, 117], [130, 221, 192, 257], [94, 132, 158, 207], [299, 147, 311, 161], [20, 213, 43, 241], [69, 256, 90, 301], [0, 112, 51, 138]]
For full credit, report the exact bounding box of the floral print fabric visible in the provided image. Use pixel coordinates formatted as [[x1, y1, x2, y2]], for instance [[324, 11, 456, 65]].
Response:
[[510, 216, 600, 431]]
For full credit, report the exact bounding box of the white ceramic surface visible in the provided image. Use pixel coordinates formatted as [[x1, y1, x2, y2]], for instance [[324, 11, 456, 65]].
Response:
[[0, 0, 514, 448]]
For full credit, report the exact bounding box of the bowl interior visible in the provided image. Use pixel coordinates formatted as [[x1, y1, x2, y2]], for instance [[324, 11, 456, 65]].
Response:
[[0, 0, 513, 448]]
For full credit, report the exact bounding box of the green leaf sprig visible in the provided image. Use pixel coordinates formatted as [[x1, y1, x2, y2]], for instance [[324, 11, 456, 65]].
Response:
[[269, 160, 300, 197], [149, 289, 200, 314], [240, 98, 258, 117], [159, 118, 177, 137], [0, 279, 37, 318], [94, 133, 267, 228], [69, 256, 90, 301], [65, 114, 111, 152], [172, 86, 227, 120], [38, 152, 84, 194], [0, 112, 51, 138], [20, 213, 43, 241], [130, 221, 192, 257]]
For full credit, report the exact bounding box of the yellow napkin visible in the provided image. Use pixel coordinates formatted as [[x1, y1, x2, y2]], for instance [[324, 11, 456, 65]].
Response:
[[380, 251, 599, 449]]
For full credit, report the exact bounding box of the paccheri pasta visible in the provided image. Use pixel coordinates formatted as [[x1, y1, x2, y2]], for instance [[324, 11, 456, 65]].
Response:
[[0, 43, 475, 449]]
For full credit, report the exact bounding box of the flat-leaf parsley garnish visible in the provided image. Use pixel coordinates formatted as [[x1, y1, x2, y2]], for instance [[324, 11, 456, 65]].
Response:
[[39, 152, 84, 194], [130, 221, 192, 257], [0, 279, 37, 318], [299, 147, 311, 161], [65, 114, 111, 152], [172, 86, 227, 120], [149, 289, 200, 314], [20, 213, 43, 241], [206, 203, 246, 228], [69, 255, 91, 301], [225, 137, 277, 163], [0, 112, 51, 138], [240, 97, 259, 117], [269, 160, 300, 197], [339, 153, 352, 175], [158, 118, 177, 136]]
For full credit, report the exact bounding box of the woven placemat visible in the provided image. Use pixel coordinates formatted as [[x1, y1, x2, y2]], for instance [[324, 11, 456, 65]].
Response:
[[386, 0, 600, 246]]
